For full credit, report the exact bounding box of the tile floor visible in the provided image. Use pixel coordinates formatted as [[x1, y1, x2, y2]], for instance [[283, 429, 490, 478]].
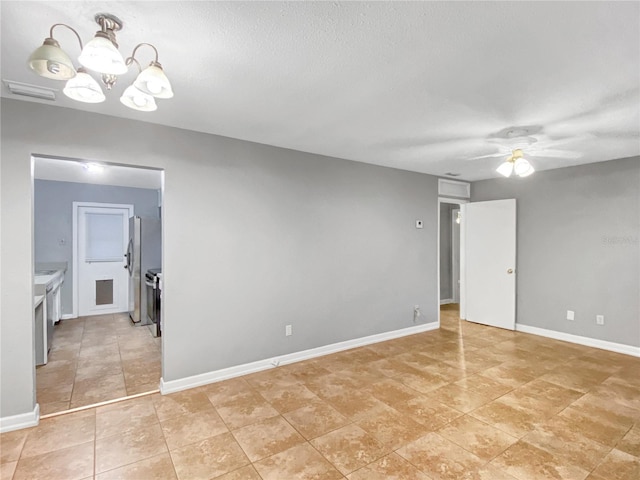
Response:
[[2, 305, 639, 479], [36, 313, 162, 415]]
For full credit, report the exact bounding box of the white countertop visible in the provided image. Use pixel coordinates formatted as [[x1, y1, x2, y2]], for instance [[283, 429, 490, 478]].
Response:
[[34, 269, 65, 295], [34, 295, 45, 307]]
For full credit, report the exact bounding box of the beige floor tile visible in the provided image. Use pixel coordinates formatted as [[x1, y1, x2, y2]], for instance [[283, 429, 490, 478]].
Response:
[[322, 388, 388, 420], [21, 410, 95, 458], [0, 428, 29, 463], [95, 452, 177, 480], [506, 379, 584, 413], [13, 441, 93, 480], [425, 383, 496, 413], [310, 424, 389, 475], [0, 460, 17, 480], [232, 415, 305, 462], [521, 415, 612, 470], [96, 396, 159, 439], [215, 392, 280, 429], [283, 399, 350, 440], [70, 373, 127, 408], [453, 373, 513, 398], [557, 403, 634, 447], [75, 361, 123, 382], [253, 443, 343, 480], [491, 440, 591, 480], [616, 424, 640, 457], [469, 398, 548, 438], [395, 370, 450, 394], [151, 390, 213, 422], [169, 432, 249, 480], [393, 395, 463, 430], [279, 360, 333, 383], [362, 378, 421, 406], [477, 364, 537, 388], [198, 377, 254, 406], [539, 366, 610, 393], [160, 405, 228, 450], [10, 306, 640, 480], [437, 415, 519, 461], [256, 382, 319, 413], [589, 448, 640, 480], [125, 381, 160, 396], [215, 464, 263, 480], [95, 423, 167, 473], [346, 452, 431, 479], [356, 404, 431, 449], [396, 432, 486, 480]]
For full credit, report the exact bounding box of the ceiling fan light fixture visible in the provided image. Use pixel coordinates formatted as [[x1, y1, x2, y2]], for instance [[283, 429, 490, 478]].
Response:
[[134, 62, 173, 98], [514, 157, 534, 177], [120, 84, 157, 112], [63, 67, 105, 103], [496, 161, 514, 177], [28, 38, 76, 80]]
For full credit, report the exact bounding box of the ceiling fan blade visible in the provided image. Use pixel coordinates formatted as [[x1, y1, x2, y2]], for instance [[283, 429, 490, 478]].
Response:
[[526, 149, 582, 159], [467, 152, 507, 160]]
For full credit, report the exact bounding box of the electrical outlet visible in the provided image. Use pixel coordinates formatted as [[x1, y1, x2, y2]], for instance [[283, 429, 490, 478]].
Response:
[[566, 310, 575, 321], [285, 324, 292, 336], [596, 315, 604, 325]]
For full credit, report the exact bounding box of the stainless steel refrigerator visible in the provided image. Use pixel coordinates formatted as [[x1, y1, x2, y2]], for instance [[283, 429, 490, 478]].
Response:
[[125, 216, 161, 325]]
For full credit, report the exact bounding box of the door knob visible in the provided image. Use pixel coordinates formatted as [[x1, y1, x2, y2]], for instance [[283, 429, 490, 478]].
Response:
[[507, 268, 514, 274]]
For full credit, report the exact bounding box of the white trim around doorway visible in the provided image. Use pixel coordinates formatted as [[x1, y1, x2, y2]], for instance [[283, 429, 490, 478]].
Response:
[[437, 196, 469, 326]]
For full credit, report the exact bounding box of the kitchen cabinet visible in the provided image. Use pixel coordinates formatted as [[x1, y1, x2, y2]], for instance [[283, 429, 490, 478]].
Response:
[[34, 265, 66, 362], [34, 295, 46, 366]]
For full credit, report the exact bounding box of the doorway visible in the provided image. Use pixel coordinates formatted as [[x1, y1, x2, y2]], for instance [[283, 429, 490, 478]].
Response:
[[32, 155, 164, 416], [438, 198, 466, 325], [75, 203, 133, 316]]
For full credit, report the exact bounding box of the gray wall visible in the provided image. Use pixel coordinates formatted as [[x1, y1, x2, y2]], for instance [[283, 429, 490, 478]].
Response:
[[472, 157, 640, 347], [1, 98, 438, 419], [34, 179, 160, 316], [439, 203, 455, 300]]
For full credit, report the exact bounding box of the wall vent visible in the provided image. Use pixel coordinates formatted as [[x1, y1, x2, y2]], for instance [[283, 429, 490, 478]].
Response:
[[3, 80, 56, 101]]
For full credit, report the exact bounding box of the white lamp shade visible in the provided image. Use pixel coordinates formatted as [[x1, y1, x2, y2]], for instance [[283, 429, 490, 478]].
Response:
[[134, 63, 173, 98], [514, 158, 534, 177], [79, 35, 127, 75], [63, 70, 105, 103], [28, 39, 76, 80], [120, 85, 157, 111], [496, 161, 514, 177]]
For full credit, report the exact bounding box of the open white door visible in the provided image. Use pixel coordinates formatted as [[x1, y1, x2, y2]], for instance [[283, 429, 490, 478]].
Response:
[[461, 199, 516, 330]]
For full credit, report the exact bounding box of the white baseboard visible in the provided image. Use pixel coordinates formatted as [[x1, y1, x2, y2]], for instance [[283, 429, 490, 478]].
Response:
[[61, 314, 75, 320], [515, 324, 640, 357], [0, 404, 39, 433], [160, 322, 439, 395], [440, 299, 454, 305]]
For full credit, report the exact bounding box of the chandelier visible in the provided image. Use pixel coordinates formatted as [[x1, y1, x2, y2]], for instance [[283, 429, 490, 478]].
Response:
[[27, 13, 173, 112]]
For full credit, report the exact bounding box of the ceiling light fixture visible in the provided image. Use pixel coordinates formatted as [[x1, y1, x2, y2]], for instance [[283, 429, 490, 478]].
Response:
[[28, 13, 172, 111], [496, 149, 535, 178]]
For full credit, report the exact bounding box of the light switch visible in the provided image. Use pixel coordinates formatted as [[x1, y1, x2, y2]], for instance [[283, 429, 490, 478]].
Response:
[[415, 220, 423, 229]]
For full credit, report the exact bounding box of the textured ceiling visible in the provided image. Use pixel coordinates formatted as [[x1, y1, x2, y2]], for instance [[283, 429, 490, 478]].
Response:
[[2, 1, 639, 181]]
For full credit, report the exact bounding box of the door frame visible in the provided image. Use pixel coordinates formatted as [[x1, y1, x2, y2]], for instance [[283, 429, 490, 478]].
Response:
[[72, 202, 134, 318], [437, 197, 468, 326], [451, 208, 461, 304]]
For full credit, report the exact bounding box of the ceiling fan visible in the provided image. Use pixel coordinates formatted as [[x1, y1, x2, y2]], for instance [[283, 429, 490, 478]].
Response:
[[468, 126, 585, 177]]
